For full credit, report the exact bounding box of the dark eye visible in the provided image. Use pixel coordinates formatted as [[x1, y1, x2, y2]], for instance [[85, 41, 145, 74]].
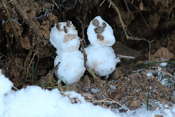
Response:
[[92, 19, 99, 27], [102, 22, 106, 28], [56, 23, 61, 30], [64, 26, 68, 33], [66, 21, 72, 27]]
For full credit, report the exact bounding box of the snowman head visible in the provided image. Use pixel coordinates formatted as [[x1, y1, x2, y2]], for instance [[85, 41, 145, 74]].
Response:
[[87, 16, 116, 46], [50, 21, 80, 53]]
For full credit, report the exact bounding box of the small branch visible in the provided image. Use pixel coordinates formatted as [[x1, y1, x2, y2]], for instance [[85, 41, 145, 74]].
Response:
[[88, 98, 128, 109], [105, 0, 151, 43], [87, 68, 98, 80], [99, 0, 106, 7], [118, 54, 135, 59], [77, 17, 99, 80], [123, 0, 131, 12], [102, 0, 153, 61]]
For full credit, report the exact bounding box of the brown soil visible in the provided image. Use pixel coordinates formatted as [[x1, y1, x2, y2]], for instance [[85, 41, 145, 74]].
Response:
[[0, 0, 175, 111]]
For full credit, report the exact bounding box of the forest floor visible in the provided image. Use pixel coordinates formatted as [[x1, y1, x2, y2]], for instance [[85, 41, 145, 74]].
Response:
[[0, 0, 175, 111]]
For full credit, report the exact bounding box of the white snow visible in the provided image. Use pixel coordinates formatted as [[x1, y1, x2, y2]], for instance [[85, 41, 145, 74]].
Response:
[[0, 70, 13, 95], [0, 70, 13, 117], [0, 71, 117, 117], [159, 62, 168, 67], [146, 72, 153, 78], [50, 21, 85, 84], [85, 45, 119, 76], [0, 69, 175, 117], [86, 16, 119, 77]]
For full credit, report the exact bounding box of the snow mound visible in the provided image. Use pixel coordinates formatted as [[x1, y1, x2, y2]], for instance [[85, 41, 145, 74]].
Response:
[[0, 70, 175, 117], [0, 70, 13, 95], [0, 70, 116, 117]]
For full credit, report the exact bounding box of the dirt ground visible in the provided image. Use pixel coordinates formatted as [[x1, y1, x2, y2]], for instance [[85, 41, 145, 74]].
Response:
[[0, 0, 175, 111]]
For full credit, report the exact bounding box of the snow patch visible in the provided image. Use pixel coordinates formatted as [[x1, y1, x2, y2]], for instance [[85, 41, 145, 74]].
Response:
[[0, 70, 13, 95], [0, 69, 175, 117]]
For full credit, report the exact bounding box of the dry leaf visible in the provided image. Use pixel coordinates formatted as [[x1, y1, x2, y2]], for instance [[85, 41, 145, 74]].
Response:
[[97, 34, 104, 41], [129, 100, 141, 109], [64, 34, 77, 42], [20, 37, 31, 49], [151, 47, 174, 60]]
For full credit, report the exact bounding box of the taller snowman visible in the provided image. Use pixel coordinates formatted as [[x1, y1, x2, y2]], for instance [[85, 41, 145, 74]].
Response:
[[85, 16, 120, 77]]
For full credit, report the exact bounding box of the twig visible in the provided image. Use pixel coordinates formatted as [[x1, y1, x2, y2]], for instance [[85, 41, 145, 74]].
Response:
[[101, 0, 149, 44], [12, 86, 18, 90], [103, 2, 155, 109], [123, 0, 131, 12], [99, 0, 106, 7], [118, 54, 135, 59], [1, 0, 18, 38], [77, 17, 99, 80], [89, 98, 125, 108], [87, 68, 98, 80], [52, 0, 60, 9], [104, 0, 153, 61], [107, 0, 145, 41]]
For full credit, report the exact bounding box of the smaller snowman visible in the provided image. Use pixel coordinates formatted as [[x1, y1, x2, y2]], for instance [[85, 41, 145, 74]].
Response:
[[85, 16, 120, 77], [50, 21, 85, 84]]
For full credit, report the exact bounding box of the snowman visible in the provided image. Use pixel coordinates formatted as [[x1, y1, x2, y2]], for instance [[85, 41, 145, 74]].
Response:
[[85, 16, 120, 77], [50, 21, 85, 84]]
